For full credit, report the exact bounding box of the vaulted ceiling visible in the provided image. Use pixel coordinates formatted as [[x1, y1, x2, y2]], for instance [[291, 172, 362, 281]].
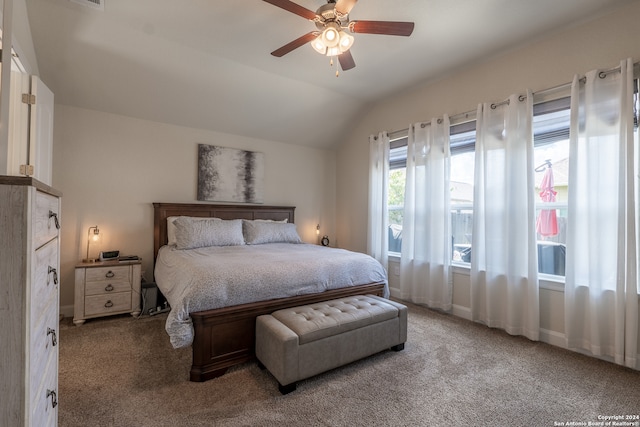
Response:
[[25, 0, 636, 149]]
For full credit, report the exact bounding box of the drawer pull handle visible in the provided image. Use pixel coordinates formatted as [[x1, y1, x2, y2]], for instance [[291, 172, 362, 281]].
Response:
[[47, 327, 57, 347], [105, 300, 114, 308], [105, 284, 114, 292], [48, 266, 58, 285], [48, 210, 60, 230], [105, 271, 115, 278], [46, 389, 58, 409]]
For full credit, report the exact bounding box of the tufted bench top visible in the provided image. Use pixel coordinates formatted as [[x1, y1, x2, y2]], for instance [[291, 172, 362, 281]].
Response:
[[271, 295, 401, 345]]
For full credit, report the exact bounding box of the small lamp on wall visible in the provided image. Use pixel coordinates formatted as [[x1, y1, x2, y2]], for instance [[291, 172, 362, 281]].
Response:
[[82, 225, 100, 263]]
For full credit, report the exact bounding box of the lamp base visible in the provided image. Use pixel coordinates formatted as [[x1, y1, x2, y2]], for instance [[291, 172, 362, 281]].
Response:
[[82, 258, 97, 263]]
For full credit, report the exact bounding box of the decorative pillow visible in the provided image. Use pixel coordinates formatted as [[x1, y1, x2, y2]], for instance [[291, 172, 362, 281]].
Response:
[[167, 216, 220, 246], [243, 220, 302, 245], [174, 217, 244, 249]]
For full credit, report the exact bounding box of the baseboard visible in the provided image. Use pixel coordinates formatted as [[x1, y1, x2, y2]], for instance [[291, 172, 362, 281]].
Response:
[[60, 304, 74, 319], [452, 304, 472, 320], [539, 328, 566, 348], [389, 287, 401, 299]]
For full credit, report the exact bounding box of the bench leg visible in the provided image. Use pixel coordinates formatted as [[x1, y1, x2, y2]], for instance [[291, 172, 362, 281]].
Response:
[[391, 343, 405, 351], [279, 382, 296, 395]]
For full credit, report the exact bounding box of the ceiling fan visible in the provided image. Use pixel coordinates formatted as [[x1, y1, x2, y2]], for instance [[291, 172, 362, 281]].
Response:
[[263, 0, 415, 74]]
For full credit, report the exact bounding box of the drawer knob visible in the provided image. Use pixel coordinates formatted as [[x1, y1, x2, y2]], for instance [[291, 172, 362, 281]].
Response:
[[48, 266, 58, 285], [46, 389, 58, 409], [105, 284, 114, 292], [47, 327, 57, 347], [48, 210, 60, 230], [105, 271, 115, 278], [105, 300, 114, 308]]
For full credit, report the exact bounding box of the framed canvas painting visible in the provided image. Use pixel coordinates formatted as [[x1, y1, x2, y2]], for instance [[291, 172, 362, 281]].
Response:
[[197, 144, 264, 203]]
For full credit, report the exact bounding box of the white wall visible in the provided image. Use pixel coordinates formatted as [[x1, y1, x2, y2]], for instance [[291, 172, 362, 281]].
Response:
[[0, 0, 39, 74], [53, 105, 336, 315], [336, 1, 640, 349]]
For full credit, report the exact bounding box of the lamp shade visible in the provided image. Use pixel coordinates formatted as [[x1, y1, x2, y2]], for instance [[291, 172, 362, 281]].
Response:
[[321, 24, 340, 48], [338, 31, 354, 52], [311, 36, 327, 55]]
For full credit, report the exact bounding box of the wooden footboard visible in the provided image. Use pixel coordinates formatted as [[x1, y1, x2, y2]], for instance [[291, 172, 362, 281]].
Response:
[[189, 283, 386, 382]]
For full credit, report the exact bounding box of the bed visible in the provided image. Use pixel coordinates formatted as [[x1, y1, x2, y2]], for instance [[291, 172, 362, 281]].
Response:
[[153, 202, 388, 382]]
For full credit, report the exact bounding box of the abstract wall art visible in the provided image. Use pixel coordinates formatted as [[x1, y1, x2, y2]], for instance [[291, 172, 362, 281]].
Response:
[[197, 144, 264, 203]]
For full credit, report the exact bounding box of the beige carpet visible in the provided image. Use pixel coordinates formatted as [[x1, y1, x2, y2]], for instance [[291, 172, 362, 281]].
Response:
[[58, 302, 640, 427]]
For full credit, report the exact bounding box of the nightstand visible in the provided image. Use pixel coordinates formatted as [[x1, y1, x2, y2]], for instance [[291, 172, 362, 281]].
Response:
[[73, 260, 142, 325]]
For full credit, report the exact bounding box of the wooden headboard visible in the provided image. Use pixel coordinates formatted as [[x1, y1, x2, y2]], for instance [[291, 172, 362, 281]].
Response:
[[153, 203, 296, 260]]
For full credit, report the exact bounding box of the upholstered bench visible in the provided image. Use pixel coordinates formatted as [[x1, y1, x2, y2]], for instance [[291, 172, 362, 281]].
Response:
[[255, 294, 407, 394]]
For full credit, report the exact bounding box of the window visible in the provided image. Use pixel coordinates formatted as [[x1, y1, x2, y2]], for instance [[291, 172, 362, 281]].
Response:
[[386, 98, 572, 278], [388, 138, 407, 254], [383, 77, 640, 290], [450, 123, 476, 263], [532, 99, 570, 277]]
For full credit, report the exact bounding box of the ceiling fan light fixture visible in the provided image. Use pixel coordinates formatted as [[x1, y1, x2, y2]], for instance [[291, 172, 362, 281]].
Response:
[[326, 46, 341, 57], [312, 29, 353, 57], [338, 31, 354, 52], [321, 23, 340, 48], [311, 36, 327, 55], [264, 0, 416, 73]]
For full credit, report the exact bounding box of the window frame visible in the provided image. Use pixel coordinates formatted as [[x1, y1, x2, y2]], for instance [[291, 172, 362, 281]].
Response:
[[384, 96, 590, 282]]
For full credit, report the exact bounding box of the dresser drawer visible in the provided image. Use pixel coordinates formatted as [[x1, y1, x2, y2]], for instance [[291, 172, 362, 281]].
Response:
[[85, 292, 132, 317], [85, 265, 130, 283], [33, 190, 60, 250], [32, 239, 59, 321], [31, 351, 58, 427], [30, 295, 58, 383]]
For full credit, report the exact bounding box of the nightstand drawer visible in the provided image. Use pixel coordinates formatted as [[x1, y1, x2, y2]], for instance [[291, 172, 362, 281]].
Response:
[[85, 292, 132, 316], [85, 280, 131, 296], [85, 265, 130, 283]]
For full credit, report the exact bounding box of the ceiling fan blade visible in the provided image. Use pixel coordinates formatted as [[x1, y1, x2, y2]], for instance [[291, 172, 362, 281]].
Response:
[[262, 0, 317, 20], [350, 20, 415, 36], [338, 50, 356, 71], [335, 0, 358, 15], [271, 32, 318, 57]]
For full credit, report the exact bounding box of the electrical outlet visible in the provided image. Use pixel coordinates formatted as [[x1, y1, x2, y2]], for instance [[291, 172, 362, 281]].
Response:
[[393, 265, 400, 276]]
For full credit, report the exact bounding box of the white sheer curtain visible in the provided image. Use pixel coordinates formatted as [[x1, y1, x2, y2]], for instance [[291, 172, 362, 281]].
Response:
[[399, 118, 452, 310], [470, 91, 540, 340], [565, 58, 639, 369], [368, 132, 390, 271]]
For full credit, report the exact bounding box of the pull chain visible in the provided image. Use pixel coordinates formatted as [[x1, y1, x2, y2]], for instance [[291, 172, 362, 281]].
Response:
[[329, 56, 339, 77]]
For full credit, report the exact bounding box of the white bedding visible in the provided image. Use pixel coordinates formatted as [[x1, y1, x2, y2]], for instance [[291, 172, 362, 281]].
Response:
[[154, 243, 389, 348]]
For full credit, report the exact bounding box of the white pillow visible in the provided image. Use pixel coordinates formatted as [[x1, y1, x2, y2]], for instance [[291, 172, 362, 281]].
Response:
[[167, 216, 219, 246], [174, 217, 244, 249], [243, 220, 302, 245]]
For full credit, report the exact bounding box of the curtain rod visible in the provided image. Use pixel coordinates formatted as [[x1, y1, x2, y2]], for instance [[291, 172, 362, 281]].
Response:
[[387, 60, 638, 140]]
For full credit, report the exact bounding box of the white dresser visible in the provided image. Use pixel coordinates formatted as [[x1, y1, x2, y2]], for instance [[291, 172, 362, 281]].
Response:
[[0, 176, 61, 427]]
